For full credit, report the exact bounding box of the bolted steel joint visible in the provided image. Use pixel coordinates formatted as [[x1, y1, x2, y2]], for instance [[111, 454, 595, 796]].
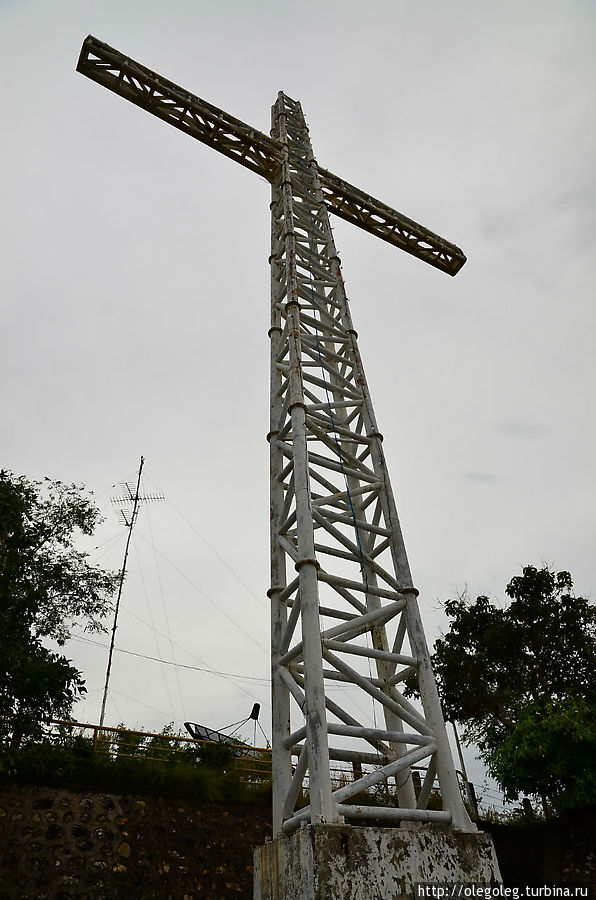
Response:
[[294, 557, 320, 572]]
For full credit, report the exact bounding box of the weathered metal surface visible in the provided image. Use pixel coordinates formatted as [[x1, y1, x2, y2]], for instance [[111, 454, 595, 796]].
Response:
[[254, 825, 502, 899], [77, 35, 466, 275], [267, 92, 474, 834], [317, 166, 467, 275], [77, 35, 280, 181]]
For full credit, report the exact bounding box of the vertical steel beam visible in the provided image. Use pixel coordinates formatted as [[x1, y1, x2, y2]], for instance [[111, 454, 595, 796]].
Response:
[[268, 182, 293, 833], [270, 94, 338, 825], [268, 93, 473, 834]]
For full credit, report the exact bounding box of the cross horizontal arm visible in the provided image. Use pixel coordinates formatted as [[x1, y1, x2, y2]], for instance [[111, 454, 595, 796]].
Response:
[[77, 35, 280, 181], [77, 35, 466, 275], [317, 166, 466, 276]]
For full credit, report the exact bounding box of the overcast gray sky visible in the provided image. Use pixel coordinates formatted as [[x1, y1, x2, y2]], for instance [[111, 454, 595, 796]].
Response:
[[2, 0, 594, 808]]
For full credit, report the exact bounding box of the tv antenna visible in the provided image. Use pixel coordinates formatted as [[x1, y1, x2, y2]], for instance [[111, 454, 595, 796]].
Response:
[[98, 455, 165, 728]]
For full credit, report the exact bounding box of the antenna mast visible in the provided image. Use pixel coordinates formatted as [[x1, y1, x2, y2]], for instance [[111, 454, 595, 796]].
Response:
[[98, 456, 164, 728]]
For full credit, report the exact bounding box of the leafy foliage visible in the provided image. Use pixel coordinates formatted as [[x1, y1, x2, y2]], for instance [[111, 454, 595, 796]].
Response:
[[488, 697, 596, 810], [0, 470, 118, 746], [432, 565, 596, 810]]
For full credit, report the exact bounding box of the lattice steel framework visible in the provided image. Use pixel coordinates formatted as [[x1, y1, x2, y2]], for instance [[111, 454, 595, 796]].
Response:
[[77, 36, 474, 836]]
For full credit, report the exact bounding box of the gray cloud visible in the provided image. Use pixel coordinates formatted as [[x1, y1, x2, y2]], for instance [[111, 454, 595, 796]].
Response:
[[554, 188, 596, 216], [462, 472, 502, 484], [496, 422, 549, 438], [476, 210, 522, 240]]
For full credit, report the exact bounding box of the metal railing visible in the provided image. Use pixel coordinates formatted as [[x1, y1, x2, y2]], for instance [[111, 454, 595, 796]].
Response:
[[48, 720, 478, 816], [49, 720, 272, 783]]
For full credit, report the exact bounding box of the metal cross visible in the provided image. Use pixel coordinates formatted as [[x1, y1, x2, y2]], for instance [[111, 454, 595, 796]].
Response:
[[77, 35, 474, 835]]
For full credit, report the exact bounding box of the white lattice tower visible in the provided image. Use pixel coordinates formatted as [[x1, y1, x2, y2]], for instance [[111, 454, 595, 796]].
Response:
[[76, 36, 474, 838], [268, 93, 472, 834]]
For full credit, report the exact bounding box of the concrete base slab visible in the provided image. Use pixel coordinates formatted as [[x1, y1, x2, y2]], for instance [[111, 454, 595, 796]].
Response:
[[254, 824, 501, 900]]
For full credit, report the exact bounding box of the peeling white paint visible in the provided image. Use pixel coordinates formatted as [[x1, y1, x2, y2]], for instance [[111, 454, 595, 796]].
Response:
[[254, 824, 501, 899]]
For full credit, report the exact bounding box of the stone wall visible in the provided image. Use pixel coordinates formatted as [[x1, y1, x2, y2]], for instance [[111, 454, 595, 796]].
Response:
[[483, 811, 596, 886], [0, 784, 272, 899], [1, 784, 594, 897]]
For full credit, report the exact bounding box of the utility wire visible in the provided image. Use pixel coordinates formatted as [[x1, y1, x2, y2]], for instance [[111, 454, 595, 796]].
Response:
[[88, 531, 125, 560], [145, 510, 186, 721], [110, 687, 174, 721], [72, 635, 271, 684], [73, 634, 359, 698], [146, 477, 268, 614], [79, 473, 272, 726], [132, 535, 176, 720], [134, 528, 269, 655]]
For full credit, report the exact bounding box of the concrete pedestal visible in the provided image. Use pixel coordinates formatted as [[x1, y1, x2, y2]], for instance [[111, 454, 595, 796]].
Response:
[[254, 824, 501, 900]]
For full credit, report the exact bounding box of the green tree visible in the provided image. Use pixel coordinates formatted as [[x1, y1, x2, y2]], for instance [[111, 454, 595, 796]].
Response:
[[0, 470, 118, 748], [431, 565, 596, 812]]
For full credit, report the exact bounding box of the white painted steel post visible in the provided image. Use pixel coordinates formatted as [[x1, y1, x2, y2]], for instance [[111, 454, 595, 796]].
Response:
[[269, 182, 293, 835], [302, 154, 418, 811], [333, 266, 473, 830], [270, 94, 337, 824]]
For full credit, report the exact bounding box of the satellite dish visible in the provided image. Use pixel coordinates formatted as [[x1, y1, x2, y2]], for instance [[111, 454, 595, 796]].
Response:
[[183, 702, 270, 751]]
